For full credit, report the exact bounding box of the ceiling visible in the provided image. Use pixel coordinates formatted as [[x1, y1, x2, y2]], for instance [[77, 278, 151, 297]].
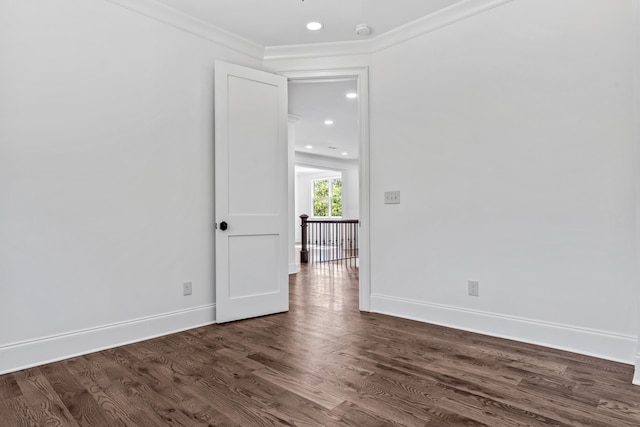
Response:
[[295, 165, 339, 175], [289, 79, 358, 160], [151, 0, 465, 47], [147, 0, 468, 161]]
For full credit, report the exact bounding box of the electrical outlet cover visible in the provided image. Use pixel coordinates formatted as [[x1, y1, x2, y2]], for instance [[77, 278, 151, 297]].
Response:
[[183, 282, 193, 296], [468, 280, 479, 297]]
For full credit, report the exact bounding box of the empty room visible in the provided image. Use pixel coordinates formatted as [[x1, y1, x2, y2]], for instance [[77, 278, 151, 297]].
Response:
[[2, 0, 640, 425]]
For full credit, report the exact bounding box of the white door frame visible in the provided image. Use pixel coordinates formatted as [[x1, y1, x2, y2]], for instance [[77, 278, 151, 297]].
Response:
[[280, 67, 371, 312], [632, 0, 640, 385]]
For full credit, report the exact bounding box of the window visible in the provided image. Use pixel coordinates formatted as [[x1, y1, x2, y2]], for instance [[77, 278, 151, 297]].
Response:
[[312, 177, 342, 217]]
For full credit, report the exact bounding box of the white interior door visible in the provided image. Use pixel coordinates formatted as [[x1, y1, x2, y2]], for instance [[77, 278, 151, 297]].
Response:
[[214, 61, 289, 323]]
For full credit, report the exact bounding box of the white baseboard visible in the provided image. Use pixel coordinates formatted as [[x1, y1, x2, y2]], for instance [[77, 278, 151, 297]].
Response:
[[0, 304, 216, 375], [371, 294, 636, 365]]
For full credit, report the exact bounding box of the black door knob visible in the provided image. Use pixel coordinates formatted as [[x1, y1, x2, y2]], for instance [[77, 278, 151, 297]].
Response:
[[219, 221, 228, 231]]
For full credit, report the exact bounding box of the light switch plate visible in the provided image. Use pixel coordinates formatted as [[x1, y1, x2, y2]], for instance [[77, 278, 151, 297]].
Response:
[[384, 191, 400, 204]]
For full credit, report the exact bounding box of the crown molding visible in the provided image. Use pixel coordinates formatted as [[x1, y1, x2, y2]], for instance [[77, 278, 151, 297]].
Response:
[[105, 0, 511, 63], [263, 0, 513, 61], [264, 40, 373, 62], [104, 0, 264, 61], [371, 0, 513, 53]]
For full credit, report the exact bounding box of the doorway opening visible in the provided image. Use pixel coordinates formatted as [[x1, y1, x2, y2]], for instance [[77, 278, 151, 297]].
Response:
[[282, 67, 370, 312]]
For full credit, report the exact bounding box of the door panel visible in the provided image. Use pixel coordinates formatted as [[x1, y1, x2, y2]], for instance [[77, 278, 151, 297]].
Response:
[[227, 75, 280, 216], [214, 61, 288, 324], [228, 234, 280, 299]]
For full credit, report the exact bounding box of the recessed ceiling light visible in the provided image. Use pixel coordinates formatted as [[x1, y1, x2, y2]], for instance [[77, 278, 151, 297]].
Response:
[[346, 92, 358, 99], [324, 119, 334, 125], [341, 152, 348, 156], [306, 22, 323, 31], [305, 145, 313, 149]]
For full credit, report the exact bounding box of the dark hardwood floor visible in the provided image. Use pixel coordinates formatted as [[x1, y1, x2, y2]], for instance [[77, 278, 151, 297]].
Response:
[[2, 263, 640, 426]]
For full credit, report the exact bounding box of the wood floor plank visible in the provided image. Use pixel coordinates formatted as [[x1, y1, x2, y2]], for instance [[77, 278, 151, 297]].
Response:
[[112, 345, 241, 426], [315, 373, 436, 426], [247, 352, 327, 388], [2, 393, 79, 427], [39, 363, 117, 426], [253, 366, 344, 410], [328, 400, 406, 427], [214, 347, 272, 372], [126, 339, 284, 425], [3, 262, 640, 426], [137, 339, 287, 418], [435, 391, 563, 426], [188, 372, 286, 426], [12, 367, 80, 426], [93, 348, 206, 425], [0, 373, 22, 401], [596, 398, 640, 426], [0, 398, 26, 427], [262, 390, 349, 427], [63, 355, 171, 426]]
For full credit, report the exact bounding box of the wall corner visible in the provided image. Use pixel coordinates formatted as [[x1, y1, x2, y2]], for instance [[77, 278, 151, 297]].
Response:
[[633, 355, 640, 386]]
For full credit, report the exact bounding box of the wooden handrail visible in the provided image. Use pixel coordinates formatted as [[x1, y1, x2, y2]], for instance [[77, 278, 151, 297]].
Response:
[[303, 219, 359, 224], [300, 214, 359, 264]]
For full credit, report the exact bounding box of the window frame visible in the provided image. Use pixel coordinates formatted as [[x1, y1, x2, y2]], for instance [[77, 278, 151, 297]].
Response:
[[311, 176, 342, 218]]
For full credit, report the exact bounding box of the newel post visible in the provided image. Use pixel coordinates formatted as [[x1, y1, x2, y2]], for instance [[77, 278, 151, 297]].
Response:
[[300, 214, 309, 263]]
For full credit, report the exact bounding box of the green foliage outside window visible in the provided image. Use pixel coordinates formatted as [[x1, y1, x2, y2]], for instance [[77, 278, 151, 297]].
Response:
[[313, 177, 342, 217], [331, 178, 342, 216]]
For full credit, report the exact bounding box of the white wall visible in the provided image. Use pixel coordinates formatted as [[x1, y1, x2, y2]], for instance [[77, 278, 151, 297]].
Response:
[[288, 117, 299, 274], [369, 0, 637, 362], [1, 0, 637, 374], [0, 0, 262, 372]]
